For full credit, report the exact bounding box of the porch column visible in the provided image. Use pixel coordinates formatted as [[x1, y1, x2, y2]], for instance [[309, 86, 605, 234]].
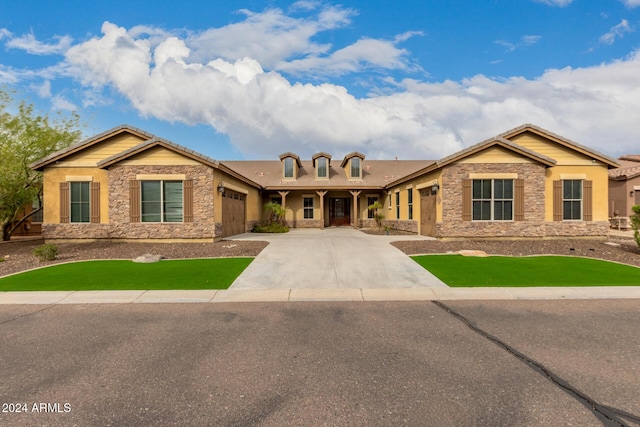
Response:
[[349, 190, 361, 227], [278, 191, 289, 226], [316, 190, 327, 229]]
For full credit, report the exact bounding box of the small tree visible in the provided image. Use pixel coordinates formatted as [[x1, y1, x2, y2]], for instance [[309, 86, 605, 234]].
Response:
[[0, 89, 82, 240], [263, 201, 285, 226], [367, 201, 385, 230], [630, 205, 640, 248]]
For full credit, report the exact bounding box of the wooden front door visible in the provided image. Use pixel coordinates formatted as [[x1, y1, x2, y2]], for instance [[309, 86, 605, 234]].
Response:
[[420, 189, 437, 236], [329, 198, 350, 226]]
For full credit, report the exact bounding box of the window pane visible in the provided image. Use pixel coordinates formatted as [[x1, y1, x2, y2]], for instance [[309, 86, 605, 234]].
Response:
[[473, 201, 491, 220], [317, 158, 327, 178], [472, 180, 482, 199], [495, 201, 513, 221], [572, 180, 582, 198], [563, 180, 573, 199], [572, 201, 581, 220], [163, 181, 183, 222], [284, 158, 294, 178], [351, 158, 361, 178], [563, 201, 573, 220], [141, 181, 161, 222], [494, 180, 504, 199]]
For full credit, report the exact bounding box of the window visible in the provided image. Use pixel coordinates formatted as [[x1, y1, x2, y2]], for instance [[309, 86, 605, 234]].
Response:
[[141, 180, 183, 222], [367, 196, 378, 219], [351, 158, 361, 179], [70, 181, 90, 223], [31, 199, 43, 223], [395, 192, 400, 219], [271, 196, 282, 205], [563, 180, 582, 220], [317, 157, 328, 179], [303, 196, 314, 219], [407, 189, 413, 220], [472, 179, 513, 221], [284, 157, 294, 178]]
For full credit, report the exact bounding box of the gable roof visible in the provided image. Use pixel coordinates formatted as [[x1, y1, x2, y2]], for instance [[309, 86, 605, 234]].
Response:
[[278, 152, 302, 168], [500, 123, 620, 168], [609, 156, 640, 180], [387, 137, 557, 188], [340, 151, 366, 168], [30, 124, 155, 171]]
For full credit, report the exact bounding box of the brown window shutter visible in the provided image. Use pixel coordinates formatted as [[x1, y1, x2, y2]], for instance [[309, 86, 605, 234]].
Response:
[[90, 182, 100, 223], [60, 182, 70, 223], [514, 179, 524, 221], [129, 180, 140, 223], [462, 179, 471, 221], [583, 180, 593, 221], [553, 180, 562, 221], [183, 179, 193, 222]]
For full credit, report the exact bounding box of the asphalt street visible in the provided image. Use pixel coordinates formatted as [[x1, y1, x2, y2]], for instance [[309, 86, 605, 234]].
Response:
[[1, 300, 638, 426]]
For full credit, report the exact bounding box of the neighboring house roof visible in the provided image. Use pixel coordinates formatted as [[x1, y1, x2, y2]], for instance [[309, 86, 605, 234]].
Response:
[[609, 156, 640, 180], [221, 159, 431, 190], [30, 124, 155, 171], [499, 123, 620, 168]]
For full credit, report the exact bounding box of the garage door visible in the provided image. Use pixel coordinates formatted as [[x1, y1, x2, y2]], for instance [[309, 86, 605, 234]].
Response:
[[222, 190, 246, 237], [420, 189, 436, 237]]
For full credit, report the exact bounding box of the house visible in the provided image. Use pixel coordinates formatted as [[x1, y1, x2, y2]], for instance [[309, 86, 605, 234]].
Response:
[[608, 155, 640, 229], [31, 123, 619, 241]]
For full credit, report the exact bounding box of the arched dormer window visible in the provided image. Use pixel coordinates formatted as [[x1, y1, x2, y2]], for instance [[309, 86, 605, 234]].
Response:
[[340, 152, 365, 181], [312, 152, 332, 180], [279, 152, 301, 180]]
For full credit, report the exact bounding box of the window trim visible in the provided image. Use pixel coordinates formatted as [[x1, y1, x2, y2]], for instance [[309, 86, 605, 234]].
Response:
[[283, 157, 295, 179], [407, 189, 413, 220], [140, 180, 184, 223], [471, 179, 514, 222], [316, 157, 328, 180], [395, 191, 400, 219], [70, 181, 91, 223], [350, 158, 361, 179], [303, 195, 314, 219], [562, 179, 583, 221]]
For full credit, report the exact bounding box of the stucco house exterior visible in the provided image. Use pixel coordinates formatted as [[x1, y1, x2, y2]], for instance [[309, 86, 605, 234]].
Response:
[[608, 155, 640, 229], [31, 123, 618, 241]]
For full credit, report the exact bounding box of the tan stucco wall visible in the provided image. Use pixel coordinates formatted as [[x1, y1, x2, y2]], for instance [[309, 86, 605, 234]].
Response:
[[609, 177, 640, 217], [42, 167, 109, 224], [53, 133, 147, 167], [509, 132, 604, 166], [544, 165, 609, 221]]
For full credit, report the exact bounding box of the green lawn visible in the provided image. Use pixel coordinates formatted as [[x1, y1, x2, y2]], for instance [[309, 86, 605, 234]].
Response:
[[411, 255, 640, 287], [0, 258, 254, 291]]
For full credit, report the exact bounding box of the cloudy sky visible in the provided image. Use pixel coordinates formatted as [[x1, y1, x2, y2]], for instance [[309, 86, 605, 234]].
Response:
[[1, 0, 639, 160]]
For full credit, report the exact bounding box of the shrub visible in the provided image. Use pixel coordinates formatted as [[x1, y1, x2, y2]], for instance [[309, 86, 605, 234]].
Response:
[[252, 223, 289, 233], [32, 244, 58, 261], [631, 205, 640, 248], [367, 201, 384, 229]]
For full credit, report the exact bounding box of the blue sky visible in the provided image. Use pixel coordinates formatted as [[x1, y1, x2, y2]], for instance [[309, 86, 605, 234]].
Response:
[[1, 0, 639, 160]]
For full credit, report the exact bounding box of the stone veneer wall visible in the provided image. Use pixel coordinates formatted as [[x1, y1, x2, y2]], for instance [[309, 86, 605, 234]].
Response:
[[44, 164, 215, 240], [291, 219, 323, 228], [383, 219, 418, 233], [437, 162, 607, 238]]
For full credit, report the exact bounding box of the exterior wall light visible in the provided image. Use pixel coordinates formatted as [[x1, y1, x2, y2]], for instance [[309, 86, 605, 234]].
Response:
[[431, 181, 440, 193], [218, 182, 225, 194]]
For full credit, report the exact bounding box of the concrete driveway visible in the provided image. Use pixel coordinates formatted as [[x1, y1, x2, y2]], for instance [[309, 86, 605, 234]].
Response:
[[227, 228, 447, 289]]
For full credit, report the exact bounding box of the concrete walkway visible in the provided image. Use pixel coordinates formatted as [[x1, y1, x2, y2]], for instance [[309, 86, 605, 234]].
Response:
[[227, 228, 447, 289]]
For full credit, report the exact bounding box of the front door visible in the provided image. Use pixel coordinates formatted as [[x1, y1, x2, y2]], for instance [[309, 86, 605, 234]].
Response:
[[329, 198, 350, 226], [420, 189, 437, 236]]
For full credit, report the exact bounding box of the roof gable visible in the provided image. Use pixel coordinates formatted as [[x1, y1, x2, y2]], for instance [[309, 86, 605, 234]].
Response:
[[31, 125, 155, 170], [500, 124, 619, 168]]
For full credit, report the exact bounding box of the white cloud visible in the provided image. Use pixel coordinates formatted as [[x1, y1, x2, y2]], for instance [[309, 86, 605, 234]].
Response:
[[495, 35, 542, 52], [619, 0, 640, 7], [63, 20, 640, 160], [30, 80, 51, 98], [533, 0, 573, 6], [51, 94, 76, 111], [600, 19, 634, 45], [5, 33, 73, 55]]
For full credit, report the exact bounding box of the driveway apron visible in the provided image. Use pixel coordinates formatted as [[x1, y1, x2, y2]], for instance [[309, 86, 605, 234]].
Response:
[[227, 228, 447, 289]]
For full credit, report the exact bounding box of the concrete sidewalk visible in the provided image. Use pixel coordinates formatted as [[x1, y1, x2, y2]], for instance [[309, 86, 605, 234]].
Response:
[[2, 286, 640, 304]]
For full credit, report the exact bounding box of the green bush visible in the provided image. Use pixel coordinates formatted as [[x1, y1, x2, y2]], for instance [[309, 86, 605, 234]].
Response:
[[631, 205, 640, 248], [32, 244, 58, 261], [251, 223, 289, 233]]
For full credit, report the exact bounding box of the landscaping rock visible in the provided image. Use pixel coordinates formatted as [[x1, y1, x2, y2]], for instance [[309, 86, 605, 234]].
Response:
[[133, 254, 164, 263], [457, 250, 490, 257]]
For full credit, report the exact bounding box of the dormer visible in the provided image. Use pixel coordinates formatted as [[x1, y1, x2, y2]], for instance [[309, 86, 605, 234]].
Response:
[[312, 152, 332, 180], [340, 152, 366, 180], [279, 152, 302, 180]]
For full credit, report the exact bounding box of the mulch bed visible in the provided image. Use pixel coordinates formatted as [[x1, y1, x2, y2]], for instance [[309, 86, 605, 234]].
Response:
[[0, 239, 268, 278]]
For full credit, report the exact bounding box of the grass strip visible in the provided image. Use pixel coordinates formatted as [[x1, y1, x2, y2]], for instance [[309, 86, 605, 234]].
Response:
[[411, 255, 640, 287], [0, 258, 253, 291]]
